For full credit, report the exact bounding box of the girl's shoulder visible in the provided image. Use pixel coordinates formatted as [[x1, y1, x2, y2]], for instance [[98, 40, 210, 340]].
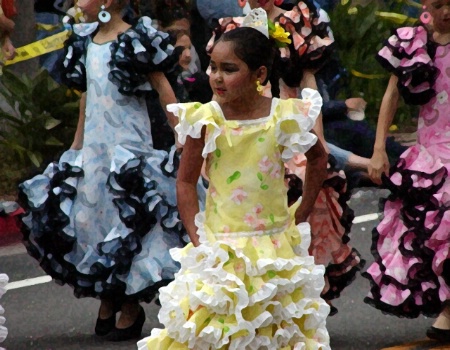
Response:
[[377, 25, 439, 105]]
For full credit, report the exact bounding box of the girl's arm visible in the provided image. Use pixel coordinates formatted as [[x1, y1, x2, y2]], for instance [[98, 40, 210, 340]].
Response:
[[148, 71, 178, 130], [368, 75, 400, 184], [294, 131, 328, 224], [70, 92, 86, 150], [176, 130, 205, 247], [301, 69, 329, 154]]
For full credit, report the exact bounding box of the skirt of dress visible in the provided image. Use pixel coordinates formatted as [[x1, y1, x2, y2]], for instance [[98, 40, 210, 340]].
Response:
[[138, 212, 331, 350], [19, 144, 187, 302], [285, 154, 364, 314], [363, 144, 450, 318]]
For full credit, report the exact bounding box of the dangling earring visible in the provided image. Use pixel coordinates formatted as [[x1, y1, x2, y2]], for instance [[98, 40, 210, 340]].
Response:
[[420, 5, 432, 24], [274, 0, 284, 6], [98, 4, 111, 23], [256, 81, 264, 95]]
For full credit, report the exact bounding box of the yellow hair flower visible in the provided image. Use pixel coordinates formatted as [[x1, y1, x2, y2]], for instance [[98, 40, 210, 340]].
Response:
[[268, 21, 292, 47]]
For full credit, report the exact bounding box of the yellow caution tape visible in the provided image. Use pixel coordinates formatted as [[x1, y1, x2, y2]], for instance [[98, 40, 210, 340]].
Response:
[[351, 69, 387, 79], [4, 30, 69, 66], [375, 11, 417, 24], [36, 22, 63, 31]]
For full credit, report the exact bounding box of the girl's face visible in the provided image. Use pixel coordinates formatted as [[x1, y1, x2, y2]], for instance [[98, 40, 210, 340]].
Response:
[[428, 0, 450, 33], [176, 34, 192, 71], [248, 0, 275, 12], [209, 41, 259, 104], [77, 0, 103, 23]]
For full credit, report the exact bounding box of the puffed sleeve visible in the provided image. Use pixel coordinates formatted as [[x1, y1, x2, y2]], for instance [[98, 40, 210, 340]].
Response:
[[167, 102, 223, 158], [275, 88, 322, 161], [276, 0, 335, 79], [376, 25, 438, 105], [59, 26, 91, 92], [108, 16, 178, 96]]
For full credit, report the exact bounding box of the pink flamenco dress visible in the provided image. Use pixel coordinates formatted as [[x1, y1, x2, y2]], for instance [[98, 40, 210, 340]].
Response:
[[363, 25, 450, 318], [207, 2, 364, 316], [277, 1, 364, 315]]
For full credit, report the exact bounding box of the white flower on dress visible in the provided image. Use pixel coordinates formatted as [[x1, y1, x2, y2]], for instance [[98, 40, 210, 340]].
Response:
[[437, 91, 448, 104], [258, 156, 273, 173], [230, 187, 248, 205], [252, 203, 264, 214], [210, 185, 218, 198]]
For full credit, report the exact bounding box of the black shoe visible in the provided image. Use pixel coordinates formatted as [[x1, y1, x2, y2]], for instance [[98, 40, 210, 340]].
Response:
[[95, 313, 116, 336], [95, 303, 122, 336], [107, 307, 145, 342], [426, 326, 450, 342]]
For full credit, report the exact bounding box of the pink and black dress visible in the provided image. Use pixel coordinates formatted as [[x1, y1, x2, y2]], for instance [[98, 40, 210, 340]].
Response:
[[364, 25, 450, 318]]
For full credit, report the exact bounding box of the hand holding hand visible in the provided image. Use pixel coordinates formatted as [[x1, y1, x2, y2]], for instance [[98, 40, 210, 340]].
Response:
[[368, 149, 389, 185]]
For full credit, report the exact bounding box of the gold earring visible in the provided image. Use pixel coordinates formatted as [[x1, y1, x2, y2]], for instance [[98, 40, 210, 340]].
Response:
[[256, 80, 263, 95]]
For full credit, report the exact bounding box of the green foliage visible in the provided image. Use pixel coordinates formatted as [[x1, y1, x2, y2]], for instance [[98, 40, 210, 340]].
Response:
[[0, 68, 79, 169], [329, 0, 419, 126]]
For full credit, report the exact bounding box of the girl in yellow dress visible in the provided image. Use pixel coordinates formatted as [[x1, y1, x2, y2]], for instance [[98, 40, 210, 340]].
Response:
[[138, 9, 331, 350]]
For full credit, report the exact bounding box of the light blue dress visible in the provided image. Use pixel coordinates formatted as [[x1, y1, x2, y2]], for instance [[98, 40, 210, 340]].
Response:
[[19, 17, 190, 302]]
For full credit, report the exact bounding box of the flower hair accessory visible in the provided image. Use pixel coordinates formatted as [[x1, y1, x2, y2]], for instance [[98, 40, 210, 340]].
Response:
[[242, 8, 291, 47]]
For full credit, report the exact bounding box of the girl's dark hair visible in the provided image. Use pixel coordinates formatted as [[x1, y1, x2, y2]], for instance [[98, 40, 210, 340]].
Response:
[[218, 27, 282, 98]]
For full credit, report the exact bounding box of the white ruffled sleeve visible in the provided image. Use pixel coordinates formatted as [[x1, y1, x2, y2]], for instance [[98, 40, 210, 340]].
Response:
[[167, 102, 222, 158], [275, 88, 322, 162]]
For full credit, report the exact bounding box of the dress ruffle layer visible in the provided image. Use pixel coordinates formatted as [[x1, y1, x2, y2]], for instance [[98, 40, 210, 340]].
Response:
[[138, 214, 330, 350], [285, 155, 364, 313], [363, 145, 450, 318], [275, 0, 335, 85], [0, 274, 8, 344], [376, 25, 439, 105], [19, 146, 185, 302]]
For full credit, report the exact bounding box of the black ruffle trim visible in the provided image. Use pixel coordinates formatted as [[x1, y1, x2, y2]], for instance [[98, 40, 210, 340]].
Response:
[[363, 157, 449, 318], [19, 152, 185, 303], [108, 16, 178, 96], [276, 0, 335, 82], [376, 26, 439, 106], [285, 154, 365, 311], [58, 28, 90, 92]]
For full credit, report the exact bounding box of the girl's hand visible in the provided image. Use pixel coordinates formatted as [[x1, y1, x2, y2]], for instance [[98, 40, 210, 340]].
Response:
[[1, 36, 15, 60], [368, 150, 389, 185]]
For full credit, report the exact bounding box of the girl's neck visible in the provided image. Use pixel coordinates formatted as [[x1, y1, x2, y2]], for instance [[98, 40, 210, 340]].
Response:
[[94, 12, 130, 43], [267, 6, 285, 21], [433, 30, 450, 45], [220, 94, 272, 121]]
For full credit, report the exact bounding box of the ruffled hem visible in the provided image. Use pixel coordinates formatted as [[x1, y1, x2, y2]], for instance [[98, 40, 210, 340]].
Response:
[[364, 144, 450, 318], [0, 274, 7, 344], [138, 213, 330, 350], [108, 16, 177, 96], [285, 154, 364, 311], [19, 146, 185, 302], [376, 25, 438, 105]]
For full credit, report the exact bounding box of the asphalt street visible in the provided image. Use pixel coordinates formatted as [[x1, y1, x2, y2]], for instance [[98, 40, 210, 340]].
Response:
[[0, 188, 445, 350]]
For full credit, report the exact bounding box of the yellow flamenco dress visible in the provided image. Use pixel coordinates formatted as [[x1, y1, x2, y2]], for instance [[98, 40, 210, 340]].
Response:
[[137, 88, 330, 350]]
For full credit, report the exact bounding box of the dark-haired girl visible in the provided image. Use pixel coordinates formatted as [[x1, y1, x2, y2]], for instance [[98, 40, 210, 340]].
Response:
[[19, 0, 187, 341], [138, 9, 331, 350]]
